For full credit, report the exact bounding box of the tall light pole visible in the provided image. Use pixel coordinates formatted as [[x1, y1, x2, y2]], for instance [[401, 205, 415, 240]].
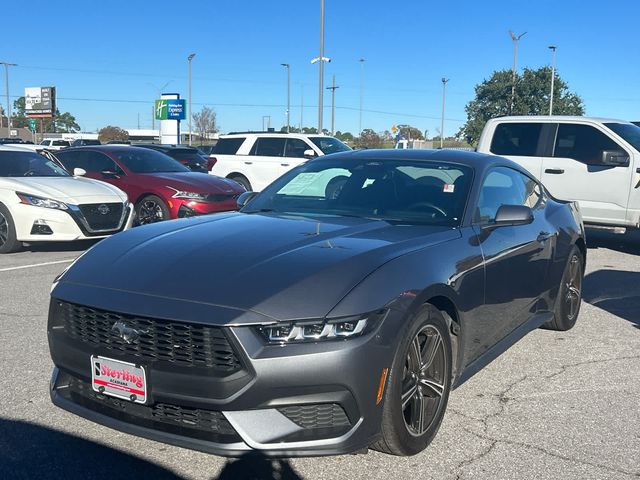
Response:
[[326, 75, 339, 135], [300, 83, 304, 130], [359, 58, 365, 135], [318, 0, 325, 133], [281, 63, 291, 133], [187, 53, 196, 145], [440, 78, 449, 149], [548, 45, 557, 115], [509, 30, 527, 114], [1, 62, 17, 137]]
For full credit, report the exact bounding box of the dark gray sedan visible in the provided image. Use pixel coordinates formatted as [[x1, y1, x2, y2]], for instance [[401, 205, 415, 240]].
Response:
[[48, 149, 585, 457]]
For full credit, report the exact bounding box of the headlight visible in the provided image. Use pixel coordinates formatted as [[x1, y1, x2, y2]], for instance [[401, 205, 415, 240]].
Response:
[[255, 315, 370, 344], [167, 187, 207, 200], [16, 192, 68, 210]]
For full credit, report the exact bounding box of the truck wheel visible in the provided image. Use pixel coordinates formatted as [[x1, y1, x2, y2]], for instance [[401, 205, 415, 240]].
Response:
[[228, 175, 251, 192]]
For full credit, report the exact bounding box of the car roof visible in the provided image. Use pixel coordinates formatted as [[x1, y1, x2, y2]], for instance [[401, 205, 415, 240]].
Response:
[[313, 148, 532, 178], [219, 132, 331, 139], [0, 145, 37, 152], [486, 115, 632, 125]]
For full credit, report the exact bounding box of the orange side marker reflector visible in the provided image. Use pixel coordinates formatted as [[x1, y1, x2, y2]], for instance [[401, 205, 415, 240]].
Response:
[[376, 368, 389, 405]]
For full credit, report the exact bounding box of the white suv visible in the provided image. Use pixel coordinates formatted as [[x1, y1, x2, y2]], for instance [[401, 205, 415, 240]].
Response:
[[208, 132, 351, 191]]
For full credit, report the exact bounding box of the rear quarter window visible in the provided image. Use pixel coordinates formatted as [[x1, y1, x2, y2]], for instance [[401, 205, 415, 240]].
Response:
[[213, 138, 246, 155], [490, 123, 543, 156]]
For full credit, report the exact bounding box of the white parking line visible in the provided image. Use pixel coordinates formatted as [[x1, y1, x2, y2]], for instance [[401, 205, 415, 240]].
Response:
[[0, 259, 74, 273]]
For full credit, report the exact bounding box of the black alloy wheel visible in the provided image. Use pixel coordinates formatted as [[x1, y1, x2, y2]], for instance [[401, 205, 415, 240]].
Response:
[[543, 246, 584, 331], [401, 324, 447, 437], [373, 305, 452, 456], [135, 195, 170, 226], [0, 204, 22, 253]]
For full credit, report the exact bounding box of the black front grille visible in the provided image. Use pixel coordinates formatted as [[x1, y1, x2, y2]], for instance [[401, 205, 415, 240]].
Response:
[[62, 374, 240, 442], [278, 404, 351, 429], [205, 193, 238, 202], [57, 301, 242, 374], [78, 202, 124, 231]]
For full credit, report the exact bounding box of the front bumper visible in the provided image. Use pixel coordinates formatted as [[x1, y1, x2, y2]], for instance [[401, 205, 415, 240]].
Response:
[[167, 198, 238, 219], [48, 301, 404, 457], [13, 202, 134, 242]]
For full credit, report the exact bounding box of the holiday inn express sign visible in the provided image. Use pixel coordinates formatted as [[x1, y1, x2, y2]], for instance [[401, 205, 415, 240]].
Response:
[[155, 99, 186, 120]]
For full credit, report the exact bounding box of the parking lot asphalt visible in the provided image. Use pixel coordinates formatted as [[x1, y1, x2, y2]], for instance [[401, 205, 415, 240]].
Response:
[[0, 230, 638, 480]]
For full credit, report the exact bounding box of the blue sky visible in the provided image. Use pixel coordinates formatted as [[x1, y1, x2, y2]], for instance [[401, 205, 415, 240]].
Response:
[[3, 0, 639, 136]]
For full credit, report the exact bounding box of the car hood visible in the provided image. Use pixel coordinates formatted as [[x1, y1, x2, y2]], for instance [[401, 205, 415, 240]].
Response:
[[139, 172, 243, 194], [53, 213, 459, 324], [1, 176, 127, 204]]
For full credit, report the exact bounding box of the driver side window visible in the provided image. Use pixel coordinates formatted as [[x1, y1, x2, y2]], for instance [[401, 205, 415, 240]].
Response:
[[475, 167, 541, 224]]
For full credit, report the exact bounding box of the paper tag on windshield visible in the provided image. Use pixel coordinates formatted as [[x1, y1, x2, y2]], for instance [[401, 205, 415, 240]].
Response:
[[443, 184, 455, 193]]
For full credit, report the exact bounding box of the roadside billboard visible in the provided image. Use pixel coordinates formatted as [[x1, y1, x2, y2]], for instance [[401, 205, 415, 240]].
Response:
[[155, 98, 186, 120], [25, 87, 56, 118]]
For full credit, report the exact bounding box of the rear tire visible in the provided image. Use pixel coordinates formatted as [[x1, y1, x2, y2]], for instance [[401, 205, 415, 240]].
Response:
[[543, 246, 584, 331], [0, 204, 22, 254], [372, 304, 452, 456], [135, 195, 170, 226], [228, 174, 251, 192]]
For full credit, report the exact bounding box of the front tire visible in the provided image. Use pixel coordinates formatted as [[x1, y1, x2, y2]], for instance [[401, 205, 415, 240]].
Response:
[[135, 195, 170, 226], [0, 204, 22, 254], [543, 246, 584, 331], [228, 174, 251, 192], [373, 305, 452, 456]]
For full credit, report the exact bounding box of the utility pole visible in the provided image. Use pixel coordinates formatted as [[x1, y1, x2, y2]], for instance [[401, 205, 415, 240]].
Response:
[[187, 53, 196, 145], [0, 62, 17, 137], [548, 45, 557, 115], [261, 115, 271, 130], [148, 81, 171, 132], [509, 30, 527, 114], [300, 83, 304, 131], [326, 75, 339, 135], [318, 0, 325, 133], [281, 63, 291, 132], [359, 58, 365, 135], [440, 78, 449, 149]]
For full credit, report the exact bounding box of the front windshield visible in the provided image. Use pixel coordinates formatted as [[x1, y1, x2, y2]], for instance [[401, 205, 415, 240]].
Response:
[[112, 148, 190, 173], [604, 123, 640, 152], [309, 136, 352, 155], [0, 151, 70, 177], [245, 157, 473, 227]]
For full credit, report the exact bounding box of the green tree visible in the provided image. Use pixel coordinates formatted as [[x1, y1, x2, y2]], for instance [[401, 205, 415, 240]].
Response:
[[459, 67, 585, 145], [397, 124, 424, 140], [11, 96, 80, 133], [355, 129, 383, 149], [98, 125, 129, 143], [335, 131, 354, 143]]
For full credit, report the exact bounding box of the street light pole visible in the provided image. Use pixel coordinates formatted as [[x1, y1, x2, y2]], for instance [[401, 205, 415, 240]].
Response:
[[0, 62, 17, 137], [326, 75, 339, 136], [548, 45, 557, 115], [440, 78, 449, 149], [187, 53, 196, 145], [359, 58, 365, 135], [281, 63, 290, 133], [318, 0, 325, 133], [509, 30, 527, 114]]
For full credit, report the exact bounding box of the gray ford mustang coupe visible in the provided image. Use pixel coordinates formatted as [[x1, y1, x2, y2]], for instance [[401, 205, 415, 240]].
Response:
[[48, 149, 585, 457]]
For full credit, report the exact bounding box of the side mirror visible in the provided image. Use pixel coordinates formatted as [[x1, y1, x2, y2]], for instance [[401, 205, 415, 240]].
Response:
[[237, 191, 259, 209], [73, 167, 86, 177], [491, 205, 534, 228], [601, 150, 629, 167], [303, 149, 317, 159]]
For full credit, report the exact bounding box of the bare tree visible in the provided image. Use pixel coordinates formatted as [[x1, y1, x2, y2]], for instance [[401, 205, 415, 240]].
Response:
[[192, 106, 218, 143], [98, 125, 129, 143]]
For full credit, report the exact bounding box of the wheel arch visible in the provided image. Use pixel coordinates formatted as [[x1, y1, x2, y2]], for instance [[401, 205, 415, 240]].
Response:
[[423, 294, 463, 386]]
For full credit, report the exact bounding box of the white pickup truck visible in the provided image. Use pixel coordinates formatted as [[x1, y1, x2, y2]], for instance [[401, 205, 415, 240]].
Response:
[[477, 116, 640, 231]]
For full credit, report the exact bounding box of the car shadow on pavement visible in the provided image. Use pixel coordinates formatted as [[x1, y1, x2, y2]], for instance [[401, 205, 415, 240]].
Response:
[[583, 269, 640, 329], [213, 454, 304, 480], [586, 228, 640, 256], [0, 418, 185, 480]]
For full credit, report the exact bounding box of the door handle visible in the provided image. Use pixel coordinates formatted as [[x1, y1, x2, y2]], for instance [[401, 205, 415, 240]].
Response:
[[281, 163, 290, 167], [244, 161, 253, 165], [544, 168, 564, 174], [537, 231, 554, 243]]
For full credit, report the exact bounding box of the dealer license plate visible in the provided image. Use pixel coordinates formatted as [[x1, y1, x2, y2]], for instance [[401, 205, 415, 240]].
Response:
[[91, 356, 147, 404]]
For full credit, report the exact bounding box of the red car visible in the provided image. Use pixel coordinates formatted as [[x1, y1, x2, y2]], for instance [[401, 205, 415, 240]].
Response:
[[56, 146, 245, 224]]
